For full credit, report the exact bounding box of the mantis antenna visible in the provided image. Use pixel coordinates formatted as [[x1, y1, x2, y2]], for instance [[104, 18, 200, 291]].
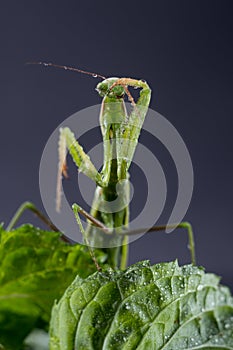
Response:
[[26, 61, 136, 105], [26, 61, 107, 80]]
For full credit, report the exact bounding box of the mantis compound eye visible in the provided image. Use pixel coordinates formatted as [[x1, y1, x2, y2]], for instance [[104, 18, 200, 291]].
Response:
[[96, 81, 108, 97]]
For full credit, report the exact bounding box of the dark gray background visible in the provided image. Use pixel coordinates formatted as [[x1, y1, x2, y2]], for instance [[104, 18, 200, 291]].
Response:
[[0, 1, 232, 288]]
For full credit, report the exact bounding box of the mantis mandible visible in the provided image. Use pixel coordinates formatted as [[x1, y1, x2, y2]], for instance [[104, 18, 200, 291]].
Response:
[[8, 63, 196, 271]]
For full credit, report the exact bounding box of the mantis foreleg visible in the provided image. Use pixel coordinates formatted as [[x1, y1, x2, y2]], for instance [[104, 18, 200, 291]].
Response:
[[56, 127, 104, 212], [110, 79, 152, 179]]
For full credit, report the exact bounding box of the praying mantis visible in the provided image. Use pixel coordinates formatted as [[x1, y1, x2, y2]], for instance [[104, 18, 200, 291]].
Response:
[[8, 63, 196, 271]]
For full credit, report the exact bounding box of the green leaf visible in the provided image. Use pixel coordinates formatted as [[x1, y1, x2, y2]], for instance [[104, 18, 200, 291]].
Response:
[[0, 224, 107, 350], [50, 260, 233, 350]]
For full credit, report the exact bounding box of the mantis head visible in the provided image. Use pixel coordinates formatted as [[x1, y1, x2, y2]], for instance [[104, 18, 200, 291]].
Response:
[[96, 78, 125, 98]]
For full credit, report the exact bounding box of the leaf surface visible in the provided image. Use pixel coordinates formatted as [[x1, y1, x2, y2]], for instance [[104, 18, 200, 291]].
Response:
[[50, 260, 233, 350], [0, 224, 106, 349]]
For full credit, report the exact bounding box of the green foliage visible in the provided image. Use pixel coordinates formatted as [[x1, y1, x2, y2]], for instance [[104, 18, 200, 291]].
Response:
[[0, 224, 107, 349], [50, 260, 233, 350], [0, 227, 232, 349]]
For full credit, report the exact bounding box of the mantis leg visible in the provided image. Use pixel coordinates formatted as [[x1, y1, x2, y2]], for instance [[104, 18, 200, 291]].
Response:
[[6, 201, 59, 232], [6, 201, 70, 242], [71, 203, 111, 234], [109, 79, 151, 179], [77, 206, 196, 266], [72, 203, 102, 272], [73, 198, 129, 269], [110, 78, 151, 108], [120, 222, 196, 265], [56, 127, 104, 212]]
